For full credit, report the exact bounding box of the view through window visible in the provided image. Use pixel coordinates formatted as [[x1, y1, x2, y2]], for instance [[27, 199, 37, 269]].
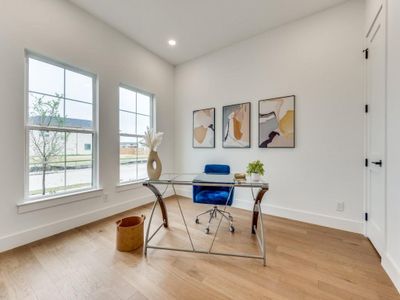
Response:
[[119, 86, 153, 183], [26, 54, 97, 198]]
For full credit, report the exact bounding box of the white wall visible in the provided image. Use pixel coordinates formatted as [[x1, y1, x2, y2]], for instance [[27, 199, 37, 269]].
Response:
[[0, 0, 175, 251], [174, 0, 365, 233], [383, 0, 400, 292]]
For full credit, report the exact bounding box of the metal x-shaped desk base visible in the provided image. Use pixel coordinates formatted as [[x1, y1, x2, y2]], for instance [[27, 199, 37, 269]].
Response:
[[143, 182, 268, 266]]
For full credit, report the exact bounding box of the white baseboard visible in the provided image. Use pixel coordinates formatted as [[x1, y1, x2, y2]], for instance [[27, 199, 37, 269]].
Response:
[[174, 187, 363, 234], [0, 191, 173, 253], [382, 254, 400, 293], [0, 186, 363, 250], [175, 187, 192, 198]]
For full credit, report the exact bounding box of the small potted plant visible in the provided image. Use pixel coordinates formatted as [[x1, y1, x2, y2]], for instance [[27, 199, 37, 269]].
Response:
[[246, 160, 265, 182]]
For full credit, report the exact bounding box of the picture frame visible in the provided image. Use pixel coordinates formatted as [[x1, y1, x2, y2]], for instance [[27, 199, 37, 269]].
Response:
[[222, 102, 251, 148], [258, 95, 295, 148], [193, 107, 215, 148]]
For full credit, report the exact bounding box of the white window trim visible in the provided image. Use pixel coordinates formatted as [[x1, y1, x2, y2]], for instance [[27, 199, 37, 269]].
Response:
[[24, 50, 99, 202], [115, 180, 146, 193], [17, 188, 104, 214], [118, 83, 154, 184]]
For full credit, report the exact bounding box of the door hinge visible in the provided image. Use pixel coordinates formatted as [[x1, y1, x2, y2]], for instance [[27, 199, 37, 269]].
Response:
[[365, 212, 369, 221], [365, 158, 369, 167], [365, 104, 369, 113], [363, 48, 369, 59]]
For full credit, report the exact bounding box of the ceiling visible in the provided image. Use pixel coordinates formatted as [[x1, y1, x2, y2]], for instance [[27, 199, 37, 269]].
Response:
[[69, 0, 348, 65]]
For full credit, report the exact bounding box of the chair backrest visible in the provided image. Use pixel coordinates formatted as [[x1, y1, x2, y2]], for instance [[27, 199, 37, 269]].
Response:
[[204, 164, 230, 175]]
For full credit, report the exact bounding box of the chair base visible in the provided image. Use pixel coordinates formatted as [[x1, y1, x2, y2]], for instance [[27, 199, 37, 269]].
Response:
[[195, 206, 234, 234]]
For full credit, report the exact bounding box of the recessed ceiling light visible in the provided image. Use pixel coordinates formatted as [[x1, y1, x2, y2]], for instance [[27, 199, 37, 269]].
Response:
[[168, 39, 177, 46]]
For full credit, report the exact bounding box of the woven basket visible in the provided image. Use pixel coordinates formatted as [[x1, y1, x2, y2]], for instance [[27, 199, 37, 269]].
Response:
[[116, 215, 145, 252]]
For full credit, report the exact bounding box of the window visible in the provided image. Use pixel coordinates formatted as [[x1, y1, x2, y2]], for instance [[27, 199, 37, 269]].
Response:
[[26, 53, 97, 199], [119, 85, 153, 183]]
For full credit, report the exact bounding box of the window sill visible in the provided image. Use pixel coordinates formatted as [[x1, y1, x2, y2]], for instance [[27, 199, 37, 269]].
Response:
[[116, 180, 146, 192], [17, 188, 104, 214]]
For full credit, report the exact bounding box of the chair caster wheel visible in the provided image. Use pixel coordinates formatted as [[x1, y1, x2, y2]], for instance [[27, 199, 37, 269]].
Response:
[[205, 228, 210, 234], [229, 225, 235, 233], [195, 218, 200, 224]]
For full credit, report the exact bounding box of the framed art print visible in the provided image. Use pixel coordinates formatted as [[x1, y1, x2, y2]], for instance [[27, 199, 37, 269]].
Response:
[[258, 95, 295, 148], [222, 102, 251, 148], [193, 107, 215, 148]]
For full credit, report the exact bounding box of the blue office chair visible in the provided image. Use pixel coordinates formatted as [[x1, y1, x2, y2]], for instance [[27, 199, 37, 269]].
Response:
[[193, 164, 235, 234]]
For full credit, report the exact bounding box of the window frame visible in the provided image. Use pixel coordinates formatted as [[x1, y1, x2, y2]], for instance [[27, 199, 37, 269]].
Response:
[[118, 83, 154, 184], [24, 50, 98, 201]]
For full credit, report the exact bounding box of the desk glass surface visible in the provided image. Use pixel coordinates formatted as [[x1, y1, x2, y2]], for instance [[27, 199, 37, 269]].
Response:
[[145, 173, 268, 189]]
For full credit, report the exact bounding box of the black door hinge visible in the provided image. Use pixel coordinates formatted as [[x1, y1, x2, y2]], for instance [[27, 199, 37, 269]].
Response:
[[363, 48, 369, 59], [365, 212, 369, 221], [365, 104, 369, 113], [365, 158, 369, 167]]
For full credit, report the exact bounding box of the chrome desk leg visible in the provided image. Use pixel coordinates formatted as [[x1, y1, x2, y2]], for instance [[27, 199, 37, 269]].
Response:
[[208, 186, 234, 253], [144, 198, 158, 256], [143, 182, 169, 256], [172, 184, 195, 251], [258, 202, 266, 266]]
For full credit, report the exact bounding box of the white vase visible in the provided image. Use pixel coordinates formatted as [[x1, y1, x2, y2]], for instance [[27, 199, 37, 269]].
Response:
[[251, 173, 261, 182]]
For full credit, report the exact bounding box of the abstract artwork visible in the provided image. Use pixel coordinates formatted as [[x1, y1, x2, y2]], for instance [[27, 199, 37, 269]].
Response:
[[222, 102, 251, 148], [258, 95, 295, 148], [193, 108, 215, 148]]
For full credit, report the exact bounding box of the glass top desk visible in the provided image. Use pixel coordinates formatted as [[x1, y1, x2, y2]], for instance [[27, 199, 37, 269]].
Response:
[[143, 173, 269, 265]]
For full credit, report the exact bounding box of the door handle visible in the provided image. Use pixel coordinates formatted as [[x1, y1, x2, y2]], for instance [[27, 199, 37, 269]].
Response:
[[371, 160, 383, 167]]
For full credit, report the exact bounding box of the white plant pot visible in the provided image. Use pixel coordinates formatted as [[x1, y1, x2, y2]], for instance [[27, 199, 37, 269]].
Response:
[[251, 173, 261, 182]]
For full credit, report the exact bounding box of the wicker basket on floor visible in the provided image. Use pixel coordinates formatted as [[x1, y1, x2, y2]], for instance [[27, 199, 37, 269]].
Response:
[[116, 215, 145, 252]]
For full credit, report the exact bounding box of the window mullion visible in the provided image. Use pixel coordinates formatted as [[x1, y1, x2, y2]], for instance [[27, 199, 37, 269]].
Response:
[[64, 132, 67, 191], [120, 109, 136, 114], [120, 133, 144, 138], [91, 70, 96, 189], [63, 68, 67, 192], [92, 133, 94, 187], [28, 90, 93, 106], [135, 92, 138, 180], [26, 125, 94, 134]]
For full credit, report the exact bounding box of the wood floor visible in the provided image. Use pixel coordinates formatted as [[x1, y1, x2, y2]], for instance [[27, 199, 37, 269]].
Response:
[[0, 196, 399, 300]]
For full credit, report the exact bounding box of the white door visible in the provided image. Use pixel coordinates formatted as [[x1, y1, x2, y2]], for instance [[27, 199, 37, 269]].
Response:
[[365, 6, 386, 257]]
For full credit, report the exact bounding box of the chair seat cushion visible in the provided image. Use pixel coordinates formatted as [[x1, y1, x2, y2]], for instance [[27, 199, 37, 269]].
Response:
[[194, 190, 232, 206]]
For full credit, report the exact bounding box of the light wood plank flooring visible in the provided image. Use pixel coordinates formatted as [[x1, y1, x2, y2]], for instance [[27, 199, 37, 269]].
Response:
[[0, 196, 399, 300]]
